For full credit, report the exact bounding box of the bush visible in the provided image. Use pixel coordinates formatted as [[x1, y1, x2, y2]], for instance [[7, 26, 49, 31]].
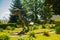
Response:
[[55, 24, 60, 27], [0, 28, 3, 32], [6, 26, 15, 30], [42, 24, 45, 28], [8, 23, 17, 27], [33, 25, 38, 30], [18, 38, 24, 40], [28, 26, 32, 31], [29, 32, 36, 38], [6, 26, 12, 30], [0, 34, 10, 40], [0, 23, 16, 29], [0, 24, 7, 29], [49, 24, 55, 29], [43, 31, 49, 36], [28, 25, 38, 31], [11, 27, 15, 30], [55, 25, 60, 34]]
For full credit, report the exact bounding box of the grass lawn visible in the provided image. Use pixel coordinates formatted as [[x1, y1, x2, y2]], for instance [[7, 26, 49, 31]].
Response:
[[18, 34, 60, 40], [0, 24, 60, 40], [10, 28, 60, 40]]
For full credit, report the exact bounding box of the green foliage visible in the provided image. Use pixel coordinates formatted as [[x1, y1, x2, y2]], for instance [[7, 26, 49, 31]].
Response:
[[42, 24, 45, 28], [8, 23, 17, 27], [6, 26, 15, 30], [0, 21, 1, 24], [28, 37, 35, 40], [9, 0, 26, 23], [29, 32, 36, 38], [10, 0, 24, 14], [6, 23, 16, 30], [55, 24, 60, 27], [9, 0, 53, 24], [45, 0, 60, 15], [0, 23, 16, 29], [32, 25, 38, 30], [28, 26, 32, 31], [22, 0, 53, 23], [11, 27, 15, 30], [0, 28, 3, 32], [49, 20, 54, 24], [0, 24, 6, 29], [18, 32, 35, 40], [28, 25, 38, 31], [6, 26, 12, 30], [43, 31, 50, 36], [55, 24, 60, 34], [21, 0, 42, 22], [0, 34, 10, 40], [40, 5, 53, 21], [18, 38, 24, 40]]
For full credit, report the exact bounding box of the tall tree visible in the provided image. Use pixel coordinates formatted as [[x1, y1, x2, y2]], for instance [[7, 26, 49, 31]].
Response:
[[45, 0, 60, 15], [40, 4, 53, 23], [21, 0, 42, 23], [9, 0, 26, 23], [21, 0, 53, 23], [9, 0, 29, 35]]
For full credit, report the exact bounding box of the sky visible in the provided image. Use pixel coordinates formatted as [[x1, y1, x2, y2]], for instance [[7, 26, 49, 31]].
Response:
[[0, 0, 12, 20]]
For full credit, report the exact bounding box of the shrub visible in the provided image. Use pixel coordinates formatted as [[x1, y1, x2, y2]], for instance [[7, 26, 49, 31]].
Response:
[[0, 28, 3, 32], [55, 25, 60, 34], [16, 25, 21, 28], [43, 31, 49, 36], [0, 34, 10, 40], [11, 27, 15, 30], [18, 38, 24, 40], [8, 23, 17, 27], [6, 26, 15, 30], [42, 24, 45, 28], [29, 32, 36, 38], [28, 36, 35, 40], [0, 23, 16, 29], [33, 25, 38, 30], [28, 25, 38, 31], [55, 24, 60, 27], [6, 26, 12, 30], [28, 26, 32, 31], [28, 32, 36, 40], [0, 24, 7, 29], [49, 24, 55, 29]]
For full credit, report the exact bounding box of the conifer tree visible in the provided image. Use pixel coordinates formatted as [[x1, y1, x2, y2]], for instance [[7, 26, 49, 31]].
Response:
[[9, 0, 26, 23]]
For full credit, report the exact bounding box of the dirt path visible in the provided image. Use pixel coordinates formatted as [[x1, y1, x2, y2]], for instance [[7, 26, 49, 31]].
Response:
[[10, 29, 55, 37]]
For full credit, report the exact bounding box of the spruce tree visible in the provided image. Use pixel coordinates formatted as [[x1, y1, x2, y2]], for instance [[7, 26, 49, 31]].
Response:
[[9, 0, 29, 35], [9, 0, 26, 23]]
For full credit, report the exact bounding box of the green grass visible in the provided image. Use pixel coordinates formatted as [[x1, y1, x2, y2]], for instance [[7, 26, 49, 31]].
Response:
[[0, 24, 60, 40], [18, 33, 60, 40]]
